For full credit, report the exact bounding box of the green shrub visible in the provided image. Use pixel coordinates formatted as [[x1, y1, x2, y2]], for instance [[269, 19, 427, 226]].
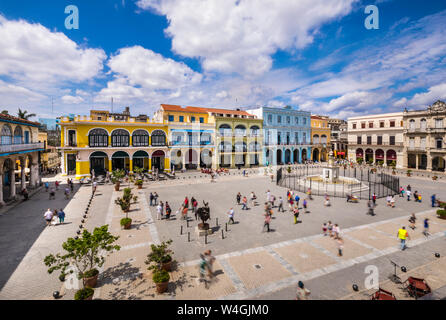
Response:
[[152, 269, 170, 283], [135, 179, 143, 186], [82, 268, 99, 279], [437, 209, 446, 217], [120, 218, 132, 226], [74, 287, 94, 300]]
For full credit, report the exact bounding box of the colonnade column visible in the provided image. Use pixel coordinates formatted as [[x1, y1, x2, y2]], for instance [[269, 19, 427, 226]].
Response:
[[21, 165, 26, 191], [0, 171, 4, 206], [10, 168, 16, 199]]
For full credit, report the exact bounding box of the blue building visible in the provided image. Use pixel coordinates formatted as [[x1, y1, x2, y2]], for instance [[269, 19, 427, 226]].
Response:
[[247, 106, 312, 165]]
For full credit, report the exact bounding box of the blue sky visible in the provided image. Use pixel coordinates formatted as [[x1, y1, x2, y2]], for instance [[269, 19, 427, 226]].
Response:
[[0, 0, 445, 119]]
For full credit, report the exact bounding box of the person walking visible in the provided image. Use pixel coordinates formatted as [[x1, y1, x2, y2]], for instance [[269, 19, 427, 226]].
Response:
[[295, 281, 311, 300], [303, 198, 308, 213], [44, 181, 49, 192], [324, 194, 331, 207], [327, 221, 333, 237], [22, 188, 29, 201], [44, 209, 53, 227], [204, 250, 216, 283], [165, 202, 171, 220], [193, 198, 198, 220], [294, 194, 300, 207], [322, 223, 328, 236], [227, 208, 235, 225], [406, 189, 411, 201], [181, 204, 188, 220], [399, 186, 404, 197], [423, 218, 430, 237], [278, 196, 284, 212], [70, 179, 74, 192], [250, 192, 257, 207], [263, 211, 271, 232], [431, 194, 436, 208], [390, 195, 395, 208], [293, 205, 300, 224], [55, 180, 59, 190], [409, 213, 416, 230], [64, 187, 70, 199], [199, 253, 210, 289], [397, 226, 410, 251], [153, 192, 159, 205], [58, 209, 65, 224], [242, 196, 248, 210], [49, 187, 56, 200], [236, 192, 241, 205], [337, 237, 344, 256], [372, 193, 377, 206], [156, 203, 163, 220], [149, 192, 154, 206], [92, 181, 97, 194], [333, 224, 341, 239]]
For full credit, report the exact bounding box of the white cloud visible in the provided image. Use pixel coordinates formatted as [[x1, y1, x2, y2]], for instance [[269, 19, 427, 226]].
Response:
[[108, 46, 202, 89], [136, 0, 357, 76], [61, 95, 85, 104], [404, 83, 446, 108], [0, 15, 106, 84]]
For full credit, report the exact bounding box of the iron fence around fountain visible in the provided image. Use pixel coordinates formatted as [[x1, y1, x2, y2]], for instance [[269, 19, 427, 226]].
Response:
[[276, 165, 399, 200]]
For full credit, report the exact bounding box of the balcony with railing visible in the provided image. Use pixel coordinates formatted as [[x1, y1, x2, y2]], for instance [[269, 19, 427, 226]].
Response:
[[0, 142, 45, 154]]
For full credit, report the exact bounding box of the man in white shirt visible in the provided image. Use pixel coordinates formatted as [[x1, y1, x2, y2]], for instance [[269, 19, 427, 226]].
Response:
[[157, 203, 162, 220], [227, 208, 235, 224], [44, 209, 53, 227]]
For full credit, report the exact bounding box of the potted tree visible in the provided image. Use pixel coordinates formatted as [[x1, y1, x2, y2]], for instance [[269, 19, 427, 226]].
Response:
[[134, 166, 145, 180], [145, 240, 175, 272], [357, 158, 363, 165], [152, 269, 170, 294], [44, 225, 120, 300], [432, 175, 438, 181], [437, 209, 446, 220], [135, 179, 143, 189], [111, 169, 125, 191], [406, 169, 412, 177], [116, 197, 131, 229]]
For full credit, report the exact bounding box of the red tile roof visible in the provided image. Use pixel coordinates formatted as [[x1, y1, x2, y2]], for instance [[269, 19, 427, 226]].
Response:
[[0, 113, 40, 126], [160, 104, 255, 116]]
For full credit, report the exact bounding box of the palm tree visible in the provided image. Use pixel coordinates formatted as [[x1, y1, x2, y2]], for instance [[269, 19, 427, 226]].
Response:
[[17, 108, 36, 120]]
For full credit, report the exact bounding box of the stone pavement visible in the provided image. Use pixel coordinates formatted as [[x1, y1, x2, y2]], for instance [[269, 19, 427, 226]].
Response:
[[1, 170, 446, 300]]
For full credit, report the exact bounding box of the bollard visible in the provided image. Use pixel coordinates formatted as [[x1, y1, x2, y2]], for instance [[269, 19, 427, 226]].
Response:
[[188, 232, 190, 242], [180, 225, 183, 235], [187, 219, 189, 228], [221, 229, 224, 239], [225, 223, 228, 232], [216, 217, 218, 226], [205, 233, 208, 244]]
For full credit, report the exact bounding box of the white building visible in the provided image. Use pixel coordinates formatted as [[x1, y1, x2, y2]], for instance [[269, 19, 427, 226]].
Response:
[[347, 112, 404, 168]]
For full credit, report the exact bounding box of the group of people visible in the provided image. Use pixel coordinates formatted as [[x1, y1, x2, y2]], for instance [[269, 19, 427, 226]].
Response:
[[322, 221, 344, 256], [44, 179, 75, 200], [43, 208, 66, 227], [236, 191, 258, 210]]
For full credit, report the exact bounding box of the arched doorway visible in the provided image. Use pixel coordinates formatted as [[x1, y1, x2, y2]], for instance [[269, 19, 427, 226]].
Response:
[[312, 149, 319, 162], [265, 149, 272, 166], [285, 149, 291, 164], [356, 148, 364, 162], [386, 150, 397, 166], [293, 149, 299, 164], [2, 159, 14, 201], [200, 149, 212, 168], [112, 151, 129, 171], [185, 149, 198, 170], [277, 149, 283, 165], [171, 150, 182, 171], [133, 150, 149, 171], [365, 149, 374, 163], [90, 151, 109, 175], [375, 149, 384, 164], [321, 148, 327, 162], [302, 149, 307, 162], [152, 150, 165, 171], [432, 157, 445, 172]]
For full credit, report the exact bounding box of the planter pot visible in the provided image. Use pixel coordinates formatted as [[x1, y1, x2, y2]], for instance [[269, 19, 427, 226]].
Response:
[[123, 221, 132, 229], [161, 260, 172, 272], [84, 294, 94, 300], [115, 182, 120, 191], [438, 215, 446, 220], [155, 281, 169, 294], [137, 185, 143, 189], [407, 174, 411, 177], [83, 274, 98, 288]]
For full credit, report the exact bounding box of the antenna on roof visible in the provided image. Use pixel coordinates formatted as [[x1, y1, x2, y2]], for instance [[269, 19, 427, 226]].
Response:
[[51, 97, 54, 115], [111, 97, 114, 113]]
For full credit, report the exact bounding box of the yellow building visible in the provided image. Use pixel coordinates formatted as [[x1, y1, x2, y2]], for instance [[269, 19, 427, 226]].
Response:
[[212, 109, 263, 169], [311, 115, 331, 162], [59, 109, 169, 179], [153, 105, 215, 171]]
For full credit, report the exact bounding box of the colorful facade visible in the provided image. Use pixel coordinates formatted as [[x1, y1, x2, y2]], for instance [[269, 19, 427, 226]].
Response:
[[153, 105, 215, 171], [247, 106, 311, 165], [59, 110, 169, 179], [212, 109, 263, 169], [0, 114, 43, 204], [311, 115, 331, 162]]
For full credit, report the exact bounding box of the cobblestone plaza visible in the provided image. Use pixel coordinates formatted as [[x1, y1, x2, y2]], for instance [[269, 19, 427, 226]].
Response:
[[1, 167, 446, 300]]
